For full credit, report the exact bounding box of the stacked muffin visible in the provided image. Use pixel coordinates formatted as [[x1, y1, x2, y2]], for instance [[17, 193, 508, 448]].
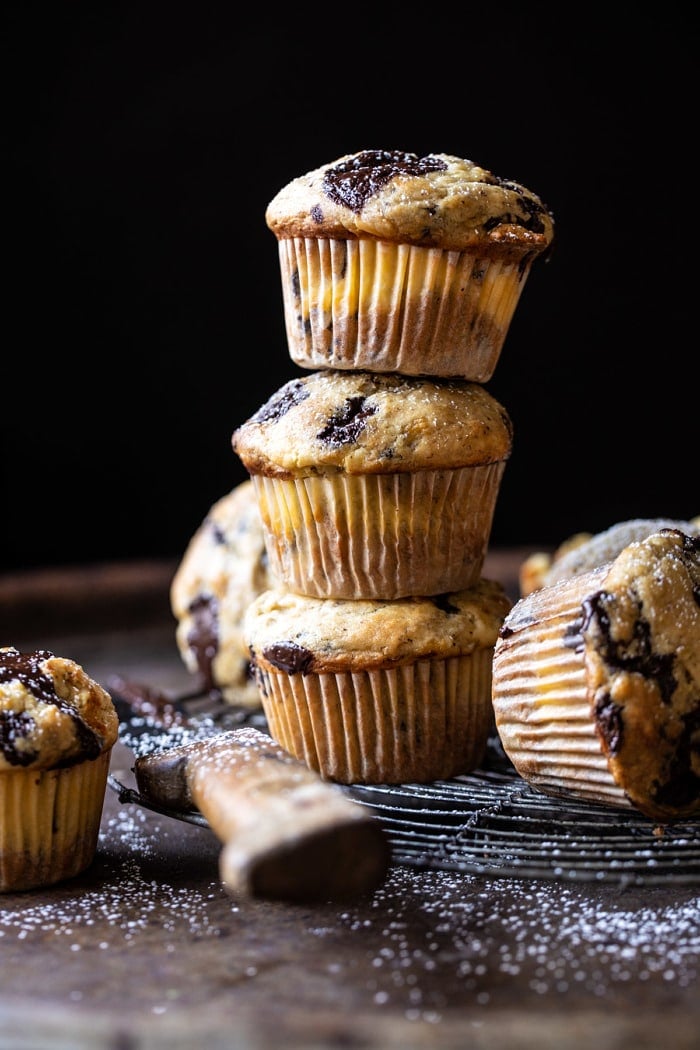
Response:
[[232, 150, 555, 785]]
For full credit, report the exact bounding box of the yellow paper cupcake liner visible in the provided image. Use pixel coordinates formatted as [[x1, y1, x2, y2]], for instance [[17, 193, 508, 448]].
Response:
[[0, 749, 112, 892], [258, 651, 494, 785], [492, 574, 629, 809], [278, 236, 531, 380], [252, 463, 506, 599]]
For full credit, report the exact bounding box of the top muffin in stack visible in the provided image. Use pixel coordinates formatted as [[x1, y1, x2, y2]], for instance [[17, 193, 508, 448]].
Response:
[[265, 149, 554, 380], [232, 149, 554, 784]]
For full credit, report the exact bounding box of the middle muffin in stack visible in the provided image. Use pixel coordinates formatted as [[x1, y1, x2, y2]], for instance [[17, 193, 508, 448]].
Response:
[[233, 149, 555, 785]]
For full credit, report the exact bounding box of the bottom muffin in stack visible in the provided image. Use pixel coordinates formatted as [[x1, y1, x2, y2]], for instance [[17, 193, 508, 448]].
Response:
[[243, 580, 511, 784]]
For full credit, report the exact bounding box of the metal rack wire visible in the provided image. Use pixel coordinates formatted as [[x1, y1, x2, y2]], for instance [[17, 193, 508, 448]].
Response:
[[109, 695, 700, 888]]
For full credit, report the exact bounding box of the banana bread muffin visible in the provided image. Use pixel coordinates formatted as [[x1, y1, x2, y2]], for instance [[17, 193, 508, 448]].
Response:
[[244, 579, 512, 784], [0, 646, 118, 891], [519, 516, 700, 596], [492, 529, 700, 821], [266, 149, 554, 380], [232, 370, 513, 600], [171, 480, 274, 708]]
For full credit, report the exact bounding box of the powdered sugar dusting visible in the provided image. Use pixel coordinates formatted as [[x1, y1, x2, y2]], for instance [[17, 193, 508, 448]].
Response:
[[329, 867, 700, 1022]]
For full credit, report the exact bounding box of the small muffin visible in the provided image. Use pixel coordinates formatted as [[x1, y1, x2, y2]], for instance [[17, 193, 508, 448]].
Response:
[[244, 579, 512, 785], [519, 516, 700, 596], [265, 149, 554, 380], [170, 481, 274, 708], [492, 529, 700, 821], [232, 370, 513, 600], [0, 647, 119, 891]]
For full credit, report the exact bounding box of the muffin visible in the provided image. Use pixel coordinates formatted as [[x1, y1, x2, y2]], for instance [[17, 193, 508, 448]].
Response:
[[265, 149, 555, 380], [0, 646, 119, 891], [492, 529, 700, 821], [170, 480, 274, 707], [232, 370, 513, 600], [244, 579, 512, 784], [519, 516, 700, 596]]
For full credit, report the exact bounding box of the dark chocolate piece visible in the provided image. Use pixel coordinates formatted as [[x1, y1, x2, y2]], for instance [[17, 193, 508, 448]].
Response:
[[316, 396, 377, 447], [323, 150, 447, 213], [0, 647, 101, 766]]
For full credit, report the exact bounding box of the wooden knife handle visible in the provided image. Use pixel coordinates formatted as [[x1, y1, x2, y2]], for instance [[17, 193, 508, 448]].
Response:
[[134, 727, 390, 902]]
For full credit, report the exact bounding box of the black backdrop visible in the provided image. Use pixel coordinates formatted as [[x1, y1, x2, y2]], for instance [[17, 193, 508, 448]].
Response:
[[5, 6, 697, 573]]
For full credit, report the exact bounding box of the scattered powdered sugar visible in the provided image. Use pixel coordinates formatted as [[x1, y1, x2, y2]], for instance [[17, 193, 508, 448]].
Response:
[[0, 806, 223, 946], [328, 866, 700, 1020]]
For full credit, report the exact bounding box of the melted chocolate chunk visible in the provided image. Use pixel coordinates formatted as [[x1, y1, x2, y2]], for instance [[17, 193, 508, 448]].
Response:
[[323, 150, 447, 213], [187, 594, 220, 695], [582, 591, 677, 704], [317, 396, 377, 446], [262, 642, 314, 675], [563, 613, 585, 653], [594, 693, 624, 754], [108, 675, 186, 728], [0, 648, 101, 766], [652, 706, 700, 809], [0, 709, 37, 766], [251, 380, 310, 425], [432, 594, 460, 615]]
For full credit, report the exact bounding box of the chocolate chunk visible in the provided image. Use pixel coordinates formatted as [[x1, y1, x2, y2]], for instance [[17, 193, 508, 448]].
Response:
[[251, 380, 310, 425], [652, 706, 700, 809], [0, 709, 37, 766], [317, 396, 377, 447], [187, 594, 220, 695], [432, 594, 460, 615], [0, 647, 101, 764], [262, 642, 314, 675], [594, 692, 624, 754], [582, 591, 677, 704], [323, 150, 448, 213], [563, 613, 585, 652]]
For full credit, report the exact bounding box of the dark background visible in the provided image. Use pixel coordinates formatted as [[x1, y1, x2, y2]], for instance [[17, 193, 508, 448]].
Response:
[[5, 6, 697, 574]]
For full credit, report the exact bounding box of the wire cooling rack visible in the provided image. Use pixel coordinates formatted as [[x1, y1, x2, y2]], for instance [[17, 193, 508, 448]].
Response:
[[108, 688, 700, 888]]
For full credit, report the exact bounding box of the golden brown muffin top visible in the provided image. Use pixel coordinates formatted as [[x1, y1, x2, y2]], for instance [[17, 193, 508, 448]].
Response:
[[265, 149, 555, 258], [519, 516, 700, 595], [232, 371, 513, 478], [0, 647, 118, 771], [244, 580, 512, 675]]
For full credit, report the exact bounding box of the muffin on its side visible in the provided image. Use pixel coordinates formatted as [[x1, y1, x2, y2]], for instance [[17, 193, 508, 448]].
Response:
[[244, 579, 512, 785], [170, 480, 273, 708], [265, 149, 554, 381], [232, 370, 513, 600], [0, 647, 118, 892], [492, 529, 700, 821], [519, 516, 700, 596]]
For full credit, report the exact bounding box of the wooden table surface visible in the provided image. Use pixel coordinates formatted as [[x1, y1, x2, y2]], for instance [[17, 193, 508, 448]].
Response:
[[1, 552, 698, 1050]]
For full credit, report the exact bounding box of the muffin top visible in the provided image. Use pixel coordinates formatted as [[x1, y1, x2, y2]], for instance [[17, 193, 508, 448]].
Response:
[[265, 149, 555, 258], [537, 516, 700, 590], [170, 480, 272, 705], [232, 370, 513, 478], [244, 580, 512, 675], [0, 647, 118, 771]]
